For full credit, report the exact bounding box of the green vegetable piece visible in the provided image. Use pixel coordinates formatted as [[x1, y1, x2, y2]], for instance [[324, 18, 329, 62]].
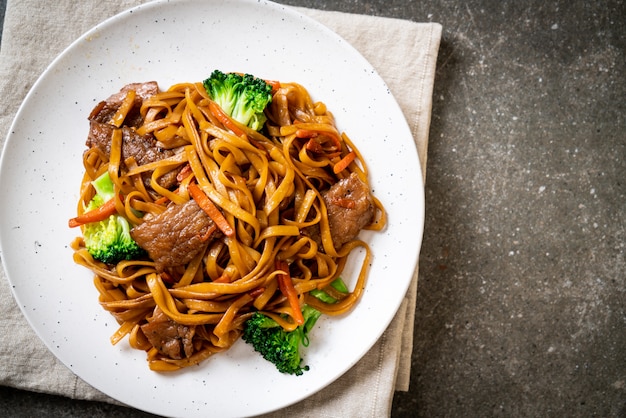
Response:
[[242, 305, 322, 376], [309, 289, 337, 304], [83, 172, 145, 264], [330, 277, 349, 293], [203, 70, 273, 131], [309, 277, 350, 303]]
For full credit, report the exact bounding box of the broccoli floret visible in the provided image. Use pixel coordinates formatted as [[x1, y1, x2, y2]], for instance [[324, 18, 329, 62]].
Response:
[[242, 305, 322, 376], [203, 70, 273, 131], [82, 172, 145, 264]]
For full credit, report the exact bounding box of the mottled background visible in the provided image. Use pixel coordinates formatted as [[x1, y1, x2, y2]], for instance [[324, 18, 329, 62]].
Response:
[[1, 1, 625, 417]]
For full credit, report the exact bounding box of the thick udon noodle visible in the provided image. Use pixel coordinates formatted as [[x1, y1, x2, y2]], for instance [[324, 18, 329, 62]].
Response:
[[71, 80, 385, 371]]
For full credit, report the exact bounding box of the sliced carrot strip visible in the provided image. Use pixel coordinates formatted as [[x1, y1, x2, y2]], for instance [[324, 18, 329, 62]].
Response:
[[248, 287, 266, 299], [208, 101, 246, 138], [276, 260, 304, 325], [295, 129, 318, 139], [212, 273, 231, 283], [305, 138, 324, 154], [188, 182, 235, 238], [333, 151, 356, 174], [153, 196, 170, 206], [68, 197, 117, 228], [330, 197, 356, 209], [198, 223, 218, 242]]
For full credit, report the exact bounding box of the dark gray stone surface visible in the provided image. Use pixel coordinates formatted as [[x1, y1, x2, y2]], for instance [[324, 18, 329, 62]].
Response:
[[1, 0, 625, 417]]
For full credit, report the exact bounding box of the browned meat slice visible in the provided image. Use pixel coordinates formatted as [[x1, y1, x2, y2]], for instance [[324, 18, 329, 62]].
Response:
[[89, 81, 159, 128], [141, 307, 195, 359], [130, 199, 218, 272], [311, 173, 375, 250], [86, 121, 179, 189], [87, 121, 172, 167], [108, 81, 159, 103]]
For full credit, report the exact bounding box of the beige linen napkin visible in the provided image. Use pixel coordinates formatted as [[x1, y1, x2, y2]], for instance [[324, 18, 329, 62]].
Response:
[[0, 0, 441, 416]]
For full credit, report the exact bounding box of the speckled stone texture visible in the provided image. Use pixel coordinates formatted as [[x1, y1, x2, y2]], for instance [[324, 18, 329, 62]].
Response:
[[403, 2, 625, 417], [1, 1, 625, 417]]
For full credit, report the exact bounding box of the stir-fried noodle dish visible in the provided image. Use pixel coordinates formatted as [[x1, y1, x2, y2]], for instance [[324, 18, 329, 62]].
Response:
[[69, 71, 386, 374]]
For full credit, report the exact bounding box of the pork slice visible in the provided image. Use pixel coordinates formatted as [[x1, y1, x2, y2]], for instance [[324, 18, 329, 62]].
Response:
[[130, 199, 218, 272], [309, 173, 375, 250], [89, 81, 159, 128], [140, 307, 195, 359], [86, 121, 179, 189]]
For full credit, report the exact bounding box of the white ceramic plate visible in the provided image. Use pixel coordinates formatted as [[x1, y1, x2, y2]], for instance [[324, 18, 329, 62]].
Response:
[[0, 1, 424, 416]]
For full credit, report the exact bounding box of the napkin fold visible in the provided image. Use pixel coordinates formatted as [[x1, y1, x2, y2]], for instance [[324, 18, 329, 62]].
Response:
[[0, 1, 441, 416]]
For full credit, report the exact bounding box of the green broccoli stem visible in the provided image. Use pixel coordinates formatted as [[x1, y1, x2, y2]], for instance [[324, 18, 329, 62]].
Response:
[[91, 171, 115, 202]]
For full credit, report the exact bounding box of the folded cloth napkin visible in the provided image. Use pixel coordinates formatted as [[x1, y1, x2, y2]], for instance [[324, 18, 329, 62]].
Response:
[[0, 0, 441, 416]]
